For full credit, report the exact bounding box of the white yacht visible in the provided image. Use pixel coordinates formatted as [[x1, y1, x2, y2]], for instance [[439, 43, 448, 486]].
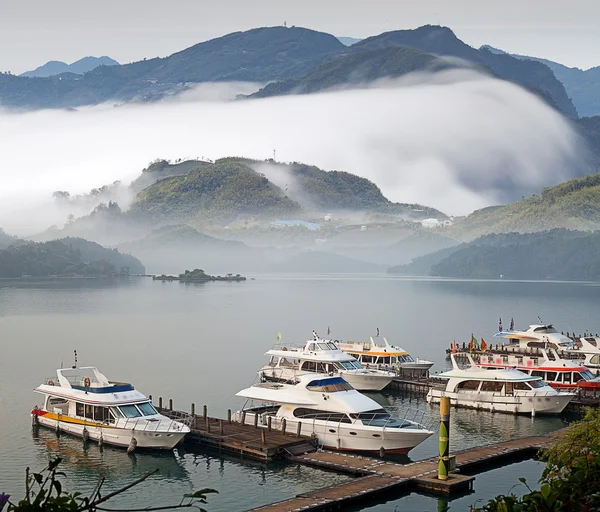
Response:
[[259, 337, 395, 391], [32, 366, 190, 450], [567, 336, 600, 371], [336, 336, 434, 374], [494, 323, 576, 350], [427, 355, 575, 415], [234, 374, 433, 454]]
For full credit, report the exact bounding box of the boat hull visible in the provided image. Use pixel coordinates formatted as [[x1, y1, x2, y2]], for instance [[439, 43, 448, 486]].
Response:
[[426, 389, 573, 415], [339, 372, 394, 391], [32, 412, 187, 450], [234, 412, 432, 454]]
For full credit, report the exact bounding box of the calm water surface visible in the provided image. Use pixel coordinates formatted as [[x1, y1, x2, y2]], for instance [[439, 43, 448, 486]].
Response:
[[1, 276, 598, 510]]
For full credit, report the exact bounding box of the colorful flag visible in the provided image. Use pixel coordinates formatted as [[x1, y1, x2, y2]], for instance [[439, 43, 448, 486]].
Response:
[[510, 317, 514, 331], [499, 317, 503, 332], [452, 340, 457, 354], [471, 333, 479, 349], [481, 337, 488, 351], [276, 332, 281, 344]]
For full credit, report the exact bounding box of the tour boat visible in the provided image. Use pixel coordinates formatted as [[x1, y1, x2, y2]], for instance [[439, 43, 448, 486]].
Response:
[[493, 323, 576, 350], [475, 349, 600, 391], [427, 355, 575, 415], [566, 336, 600, 371], [259, 337, 396, 391], [234, 374, 433, 454], [32, 366, 190, 450], [336, 336, 434, 374]]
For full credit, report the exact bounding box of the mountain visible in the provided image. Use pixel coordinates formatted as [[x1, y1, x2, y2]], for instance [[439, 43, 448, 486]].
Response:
[[447, 171, 600, 239], [481, 45, 600, 117], [20, 56, 120, 78], [351, 26, 577, 118], [387, 245, 460, 275], [0, 238, 143, 277], [251, 45, 456, 98], [0, 229, 25, 250], [1, 27, 345, 109], [429, 229, 600, 281], [337, 37, 362, 46]]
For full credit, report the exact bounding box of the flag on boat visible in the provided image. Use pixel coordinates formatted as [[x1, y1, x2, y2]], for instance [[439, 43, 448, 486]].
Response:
[[276, 332, 281, 344], [510, 317, 514, 331], [471, 333, 479, 349], [468, 335, 475, 353], [327, 326, 331, 336], [481, 337, 488, 351], [376, 327, 380, 337], [452, 340, 457, 354], [499, 317, 503, 332]]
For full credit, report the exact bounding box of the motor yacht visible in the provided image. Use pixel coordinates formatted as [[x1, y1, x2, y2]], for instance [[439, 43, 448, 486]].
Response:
[[566, 336, 600, 372], [234, 374, 433, 454], [336, 336, 434, 374], [475, 349, 600, 391], [493, 323, 576, 350], [259, 337, 395, 391], [427, 355, 575, 415], [32, 366, 190, 450]]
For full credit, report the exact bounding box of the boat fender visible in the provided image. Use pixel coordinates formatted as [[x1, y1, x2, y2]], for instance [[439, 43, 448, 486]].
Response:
[[127, 437, 138, 454], [379, 446, 386, 458], [99, 434, 104, 448], [83, 377, 91, 387], [83, 427, 90, 442], [47, 380, 55, 386]]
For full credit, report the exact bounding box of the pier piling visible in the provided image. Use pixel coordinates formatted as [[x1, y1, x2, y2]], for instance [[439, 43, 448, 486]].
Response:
[[206, 416, 211, 433], [220, 421, 224, 434], [191, 403, 195, 416], [241, 411, 247, 425], [169, 398, 173, 411], [282, 418, 286, 434], [438, 396, 451, 481], [254, 414, 259, 429], [203, 405, 207, 419], [267, 416, 272, 431], [296, 422, 302, 437], [261, 429, 266, 445], [158, 397, 163, 411]]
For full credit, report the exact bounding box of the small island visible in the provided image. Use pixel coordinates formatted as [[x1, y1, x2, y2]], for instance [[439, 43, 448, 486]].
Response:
[[153, 268, 247, 282]]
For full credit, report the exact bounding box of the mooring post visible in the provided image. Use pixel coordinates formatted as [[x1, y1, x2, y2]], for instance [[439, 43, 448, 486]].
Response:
[[227, 409, 232, 424], [191, 403, 195, 416], [261, 428, 266, 445], [219, 420, 224, 434], [149, 394, 153, 403], [254, 413, 259, 429], [241, 411, 247, 425], [296, 421, 302, 437], [158, 397, 163, 411], [206, 416, 210, 433], [267, 416, 272, 431], [282, 418, 287, 435], [203, 405, 207, 419], [169, 398, 173, 411], [438, 396, 451, 481]]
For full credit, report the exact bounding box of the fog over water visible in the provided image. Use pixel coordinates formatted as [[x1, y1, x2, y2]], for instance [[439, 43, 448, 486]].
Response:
[[0, 70, 586, 235]]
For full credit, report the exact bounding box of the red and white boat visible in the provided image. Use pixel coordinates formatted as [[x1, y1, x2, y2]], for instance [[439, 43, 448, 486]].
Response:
[[476, 349, 600, 391]]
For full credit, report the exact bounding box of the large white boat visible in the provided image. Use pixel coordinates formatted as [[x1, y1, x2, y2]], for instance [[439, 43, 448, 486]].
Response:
[[427, 355, 575, 415], [493, 323, 576, 350], [336, 336, 434, 374], [566, 336, 600, 371], [32, 366, 190, 450], [259, 337, 395, 391], [234, 374, 433, 454]]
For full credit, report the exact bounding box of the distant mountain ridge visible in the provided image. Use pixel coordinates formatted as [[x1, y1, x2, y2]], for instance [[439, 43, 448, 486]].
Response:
[[480, 44, 600, 117], [20, 56, 119, 78]]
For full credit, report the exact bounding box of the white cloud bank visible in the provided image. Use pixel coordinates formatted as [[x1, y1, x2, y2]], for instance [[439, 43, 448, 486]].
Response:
[[0, 70, 584, 234]]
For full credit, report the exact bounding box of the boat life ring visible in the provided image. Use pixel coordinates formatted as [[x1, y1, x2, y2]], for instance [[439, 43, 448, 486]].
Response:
[[83, 377, 91, 387], [47, 379, 55, 386]]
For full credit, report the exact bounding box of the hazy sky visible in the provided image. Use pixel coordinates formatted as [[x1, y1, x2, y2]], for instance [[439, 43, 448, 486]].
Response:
[[1, 0, 599, 74]]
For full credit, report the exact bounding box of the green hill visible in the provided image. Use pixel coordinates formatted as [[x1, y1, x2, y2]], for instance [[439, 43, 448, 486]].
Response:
[[448, 171, 600, 240], [251, 46, 455, 98], [429, 229, 600, 281], [130, 160, 301, 223]]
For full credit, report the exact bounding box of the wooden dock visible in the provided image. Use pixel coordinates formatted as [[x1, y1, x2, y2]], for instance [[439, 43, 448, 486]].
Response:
[[161, 409, 317, 461], [245, 430, 565, 512]]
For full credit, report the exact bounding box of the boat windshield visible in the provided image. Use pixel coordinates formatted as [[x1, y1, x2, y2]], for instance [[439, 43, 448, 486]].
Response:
[[533, 326, 557, 334], [528, 380, 546, 389], [580, 370, 596, 381], [119, 404, 143, 418], [350, 409, 409, 428], [337, 361, 362, 370], [397, 355, 415, 363], [306, 377, 353, 392], [117, 402, 158, 418], [137, 402, 158, 416]]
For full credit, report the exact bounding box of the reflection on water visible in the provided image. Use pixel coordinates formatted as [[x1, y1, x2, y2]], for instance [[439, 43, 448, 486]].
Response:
[[1, 277, 598, 510]]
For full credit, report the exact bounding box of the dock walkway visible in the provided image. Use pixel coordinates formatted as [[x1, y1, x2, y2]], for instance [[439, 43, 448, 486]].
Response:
[[245, 430, 564, 512]]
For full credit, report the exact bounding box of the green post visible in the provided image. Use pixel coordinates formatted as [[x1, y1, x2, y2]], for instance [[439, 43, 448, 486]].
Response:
[[438, 396, 450, 480]]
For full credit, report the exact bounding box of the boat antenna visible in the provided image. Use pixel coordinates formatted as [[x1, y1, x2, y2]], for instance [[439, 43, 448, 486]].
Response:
[[376, 327, 380, 337], [538, 316, 543, 324], [73, 350, 78, 369]]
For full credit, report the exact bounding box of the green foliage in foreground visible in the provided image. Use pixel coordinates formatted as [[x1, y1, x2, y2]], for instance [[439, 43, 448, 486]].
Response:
[[472, 409, 600, 511], [1, 457, 216, 512]]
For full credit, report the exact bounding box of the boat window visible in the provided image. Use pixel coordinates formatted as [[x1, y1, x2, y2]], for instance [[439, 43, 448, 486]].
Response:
[[379, 357, 391, 365], [528, 380, 546, 389], [480, 381, 503, 392], [110, 407, 124, 418], [362, 355, 374, 363], [505, 382, 514, 395], [563, 373, 572, 384], [456, 380, 480, 391], [573, 373, 584, 383], [315, 362, 328, 373], [137, 402, 158, 416], [317, 343, 330, 351], [591, 355, 600, 365], [93, 406, 112, 423], [119, 404, 143, 418], [302, 361, 317, 372], [307, 343, 316, 352], [339, 361, 355, 370], [293, 408, 351, 423], [48, 397, 68, 406], [513, 382, 530, 390], [580, 370, 595, 381], [533, 326, 557, 333], [306, 377, 353, 392], [555, 373, 562, 382], [545, 372, 557, 381], [531, 371, 545, 379], [351, 361, 363, 369], [327, 343, 337, 350]]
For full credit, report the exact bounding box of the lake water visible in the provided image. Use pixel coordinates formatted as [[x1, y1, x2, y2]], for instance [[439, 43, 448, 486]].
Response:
[[2, 275, 598, 510]]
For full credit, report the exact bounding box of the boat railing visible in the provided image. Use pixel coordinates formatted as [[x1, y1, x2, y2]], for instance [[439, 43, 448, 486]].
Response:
[[120, 412, 192, 433]]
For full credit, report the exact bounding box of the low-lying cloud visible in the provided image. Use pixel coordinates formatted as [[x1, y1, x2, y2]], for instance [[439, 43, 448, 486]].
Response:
[[0, 70, 586, 235]]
